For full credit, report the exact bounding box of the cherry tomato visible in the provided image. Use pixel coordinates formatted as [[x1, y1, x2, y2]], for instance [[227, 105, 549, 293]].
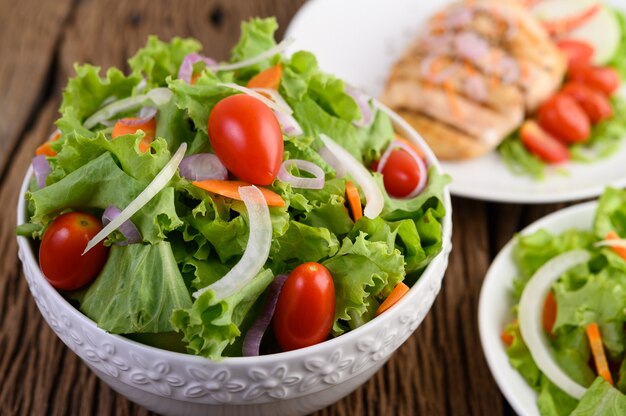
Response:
[[39, 212, 109, 291], [520, 121, 570, 164], [538, 93, 590, 143], [208, 94, 283, 185], [381, 149, 421, 198], [569, 66, 620, 96], [556, 39, 594, 70], [561, 82, 613, 123], [273, 262, 335, 351]]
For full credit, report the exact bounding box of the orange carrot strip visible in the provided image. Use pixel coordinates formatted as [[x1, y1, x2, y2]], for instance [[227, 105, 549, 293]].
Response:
[[586, 323, 614, 385], [190, 73, 201, 85], [192, 179, 285, 207], [376, 282, 410, 316], [247, 65, 283, 90], [605, 231, 626, 260], [35, 130, 61, 157], [543, 4, 601, 36], [112, 118, 156, 154], [443, 80, 462, 120], [345, 181, 363, 221], [542, 291, 557, 336], [501, 330, 514, 346]]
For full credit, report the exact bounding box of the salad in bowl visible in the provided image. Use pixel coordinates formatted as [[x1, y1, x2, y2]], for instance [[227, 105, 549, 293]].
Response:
[[17, 16, 449, 365]]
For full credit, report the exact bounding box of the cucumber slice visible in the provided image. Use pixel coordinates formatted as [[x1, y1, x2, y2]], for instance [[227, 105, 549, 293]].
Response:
[[532, 0, 621, 65]]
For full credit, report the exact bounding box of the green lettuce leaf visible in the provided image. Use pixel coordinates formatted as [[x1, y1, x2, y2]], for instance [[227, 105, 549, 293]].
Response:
[[608, 8, 626, 79], [594, 187, 626, 238], [537, 376, 579, 416], [81, 242, 192, 333], [571, 377, 626, 416], [498, 134, 546, 180], [230, 17, 278, 76]]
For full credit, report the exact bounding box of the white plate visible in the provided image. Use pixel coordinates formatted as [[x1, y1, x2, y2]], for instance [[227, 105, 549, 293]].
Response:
[[285, 0, 626, 203], [478, 201, 596, 416]]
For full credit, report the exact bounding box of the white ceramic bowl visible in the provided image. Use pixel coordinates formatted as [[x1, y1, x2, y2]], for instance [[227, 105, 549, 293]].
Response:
[[478, 202, 596, 416], [16, 109, 452, 416]]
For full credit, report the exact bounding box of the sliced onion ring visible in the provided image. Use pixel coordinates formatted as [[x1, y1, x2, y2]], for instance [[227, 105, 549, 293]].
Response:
[[82, 143, 187, 254], [119, 107, 158, 127], [318, 134, 383, 219], [214, 39, 293, 72], [32, 155, 51, 189], [345, 85, 374, 127], [218, 83, 292, 114], [252, 88, 302, 136], [377, 140, 428, 199], [277, 159, 325, 189], [242, 274, 288, 356], [193, 186, 272, 299], [518, 250, 591, 400], [179, 153, 228, 181], [102, 206, 142, 245], [318, 146, 347, 178], [595, 239, 626, 249], [178, 53, 217, 83], [84, 88, 172, 129]]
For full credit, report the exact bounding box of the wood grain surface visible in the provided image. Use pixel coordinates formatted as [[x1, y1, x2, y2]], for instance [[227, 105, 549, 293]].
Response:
[[0, 0, 570, 414]]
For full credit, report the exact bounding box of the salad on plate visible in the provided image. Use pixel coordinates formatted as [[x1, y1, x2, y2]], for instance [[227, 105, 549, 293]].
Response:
[[501, 187, 626, 414], [17, 18, 449, 359]]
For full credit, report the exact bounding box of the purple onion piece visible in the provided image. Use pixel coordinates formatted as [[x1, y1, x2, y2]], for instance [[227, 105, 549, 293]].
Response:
[[345, 85, 374, 127], [277, 159, 325, 189], [102, 206, 142, 245], [179, 153, 228, 181], [243, 274, 289, 357], [178, 53, 217, 83], [32, 155, 51, 189]]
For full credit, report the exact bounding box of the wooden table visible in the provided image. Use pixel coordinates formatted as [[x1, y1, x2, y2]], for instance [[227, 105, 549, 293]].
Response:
[[0, 0, 569, 414]]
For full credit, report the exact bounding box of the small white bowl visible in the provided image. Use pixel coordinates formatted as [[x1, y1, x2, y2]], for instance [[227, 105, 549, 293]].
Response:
[[16, 109, 452, 416], [478, 201, 597, 416]]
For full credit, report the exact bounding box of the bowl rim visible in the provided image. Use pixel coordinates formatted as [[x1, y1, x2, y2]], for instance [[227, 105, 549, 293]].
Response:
[[16, 104, 453, 364]]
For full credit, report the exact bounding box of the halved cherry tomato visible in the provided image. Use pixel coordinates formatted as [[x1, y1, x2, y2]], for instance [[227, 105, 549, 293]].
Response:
[[112, 118, 156, 153], [273, 262, 335, 351], [381, 149, 421, 198], [520, 120, 570, 163], [569, 66, 620, 96], [39, 212, 109, 291], [561, 82, 613, 123], [538, 93, 590, 143], [556, 39, 594, 70], [208, 94, 283, 186]]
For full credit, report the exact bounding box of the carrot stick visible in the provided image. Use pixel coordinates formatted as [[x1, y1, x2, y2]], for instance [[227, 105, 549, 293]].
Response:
[[500, 330, 514, 346], [605, 231, 626, 260], [542, 291, 557, 336], [190, 73, 201, 85], [376, 282, 410, 316], [586, 323, 614, 385], [192, 179, 285, 207], [35, 130, 61, 157], [345, 181, 363, 221], [112, 118, 156, 153], [543, 4, 601, 36], [247, 65, 283, 90]]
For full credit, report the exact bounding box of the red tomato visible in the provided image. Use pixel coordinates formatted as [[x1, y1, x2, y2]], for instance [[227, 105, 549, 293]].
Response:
[[273, 262, 335, 351], [381, 150, 421, 198], [569, 66, 620, 96], [208, 94, 283, 185], [556, 39, 594, 70], [520, 121, 570, 164], [561, 82, 613, 123], [538, 93, 591, 143], [39, 212, 109, 291]]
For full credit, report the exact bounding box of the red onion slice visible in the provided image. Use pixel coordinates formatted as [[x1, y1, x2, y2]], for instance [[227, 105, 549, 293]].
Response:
[[102, 206, 142, 245], [318, 146, 347, 178], [242, 273, 288, 356], [119, 107, 158, 127], [277, 159, 325, 189], [32, 155, 51, 189], [252, 88, 303, 136], [420, 55, 457, 84], [179, 153, 228, 181], [178, 53, 217, 83], [454, 31, 490, 62], [377, 140, 428, 199], [345, 86, 374, 127]]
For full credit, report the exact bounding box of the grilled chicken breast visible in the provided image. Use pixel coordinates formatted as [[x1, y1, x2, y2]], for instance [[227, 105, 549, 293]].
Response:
[[381, 0, 566, 160]]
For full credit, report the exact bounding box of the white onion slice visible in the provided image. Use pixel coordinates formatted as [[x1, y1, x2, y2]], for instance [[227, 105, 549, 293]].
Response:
[[213, 39, 293, 72], [345, 86, 374, 127], [179, 153, 228, 181], [377, 140, 428, 199], [318, 134, 383, 219], [277, 159, 325, 189], [83, 88, 172, 129], [318, 146, 347, 178], [32, 156, 51, 189], [193, 186, 272, 299], [119, 107, 157, 127], [595, 239, 626, 249], [178, 53, 217, 83], [82, 143, 187, 254], [102, 206, 142, 245], [518, 250, 591, 400], [251, 88, 302, 136], [218, 83, 292, 115]]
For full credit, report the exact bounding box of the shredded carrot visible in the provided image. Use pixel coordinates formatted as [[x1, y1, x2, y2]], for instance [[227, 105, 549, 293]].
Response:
[[500, 330, 514, 346], [246, 65, 283, 90], [35, 130, 61, 157], [376, 282, 410, 316], [605, 231, 626, 260], [112, 118, 156, 154], [190, 73, 201, 85], [395, 134, 425, 159], [542, 291, 557, 336], [586, 323, 614, 385], [543, 4, 601, 36], [192, 179, 285, 207], [345, 181, 363, 222], [443, 80, 462, 120]]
